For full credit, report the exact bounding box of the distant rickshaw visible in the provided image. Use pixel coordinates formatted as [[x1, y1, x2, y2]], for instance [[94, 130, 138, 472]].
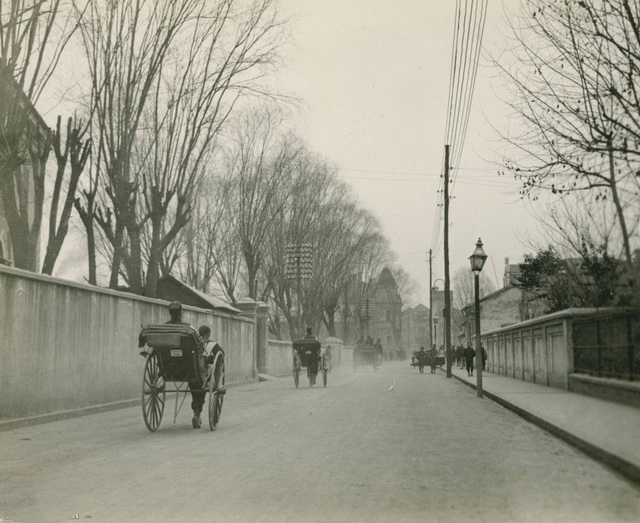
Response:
[[292, 337, 329, 388]]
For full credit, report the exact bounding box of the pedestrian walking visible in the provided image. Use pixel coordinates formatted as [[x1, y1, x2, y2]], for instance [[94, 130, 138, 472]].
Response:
[[481, 344, 487, 371], [374, 338, 383, 366], [415, 346, 428, 373], [464, 343, 476, 377], [429, 345, 438, 374], [456, 345, 465, 368], [446, 345, 455, 369]]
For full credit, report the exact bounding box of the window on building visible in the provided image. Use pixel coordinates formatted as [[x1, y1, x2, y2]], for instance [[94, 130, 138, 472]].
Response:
[[386, 310, 391, 321]]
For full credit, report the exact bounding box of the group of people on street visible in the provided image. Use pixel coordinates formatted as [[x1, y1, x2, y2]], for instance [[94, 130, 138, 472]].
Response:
[[414, 345, 439, 374], [452, 342, 487, 377], [414, 342, 487, 377]]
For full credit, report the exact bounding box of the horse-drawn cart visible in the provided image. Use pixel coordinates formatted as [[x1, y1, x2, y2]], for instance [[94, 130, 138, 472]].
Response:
[[138, 324, 225, 432], [353, 345, 379, 371]]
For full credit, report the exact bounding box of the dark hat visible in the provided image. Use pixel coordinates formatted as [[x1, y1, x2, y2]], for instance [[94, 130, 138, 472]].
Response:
[[168, 301, 182, 311]]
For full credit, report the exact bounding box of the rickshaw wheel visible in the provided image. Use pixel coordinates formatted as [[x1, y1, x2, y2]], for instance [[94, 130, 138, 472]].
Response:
[[142, 354, 165, 432], [208, 353, 225, 431], [322, 369, 328, 387]]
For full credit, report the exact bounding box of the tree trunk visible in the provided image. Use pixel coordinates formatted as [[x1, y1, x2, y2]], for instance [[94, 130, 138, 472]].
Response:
[[109, 224, 124, 288], [324, 308, 337, 337], [42, 116, 90, 275], [126, 222, 144, 294], [75, 197, 97, 285]]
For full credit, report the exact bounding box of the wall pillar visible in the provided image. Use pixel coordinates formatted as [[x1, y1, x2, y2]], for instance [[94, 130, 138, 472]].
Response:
[[256, 301, 269, 374], [236, 298, 259, 379]]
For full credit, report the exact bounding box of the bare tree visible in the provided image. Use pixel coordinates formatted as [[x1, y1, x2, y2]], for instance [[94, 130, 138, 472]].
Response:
[[452, 266, 496, 310], [216, 110, 301, 302], [42, 115, 91, 274], [496, 0, 640, 271], [174, 174, 243, 302], [0, 0, 77, 270], [76, 0, 287, 294]]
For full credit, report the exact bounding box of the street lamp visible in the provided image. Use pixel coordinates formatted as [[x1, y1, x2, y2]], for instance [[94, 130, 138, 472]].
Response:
[[429, 279, 443, 350], [469, 237, 487, 398]]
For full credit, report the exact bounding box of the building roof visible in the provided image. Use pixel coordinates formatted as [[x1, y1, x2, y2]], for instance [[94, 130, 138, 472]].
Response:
[[156, 275, 240, 314], [413, 303, 428, 312], [461, 284, 519, 313], [376, 267, 397, 288]]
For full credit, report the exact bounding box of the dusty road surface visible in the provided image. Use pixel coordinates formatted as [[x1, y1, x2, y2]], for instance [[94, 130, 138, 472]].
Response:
[[1, 361, 639, 522]]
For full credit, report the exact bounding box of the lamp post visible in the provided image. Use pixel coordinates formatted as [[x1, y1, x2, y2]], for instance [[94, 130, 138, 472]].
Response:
[[433, 314, 439, 350], [469, 238, 488, 398], [431, 279, 444, 350]]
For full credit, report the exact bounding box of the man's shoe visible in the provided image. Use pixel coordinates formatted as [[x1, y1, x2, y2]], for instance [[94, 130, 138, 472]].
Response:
[[192, 415, 202, 429]]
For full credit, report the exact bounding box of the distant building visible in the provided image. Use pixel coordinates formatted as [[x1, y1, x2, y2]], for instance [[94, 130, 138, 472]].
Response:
[[462, 286, 523, 344], [463, 257, 526, 344], [401, 303, 430, 350], [503, 257, 523, 286], [368, 267, 402, 352], [431, 286, 462, 350]]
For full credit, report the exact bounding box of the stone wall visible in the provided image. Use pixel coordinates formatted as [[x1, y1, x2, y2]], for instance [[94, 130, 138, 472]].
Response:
[[0, 265, 255, 421], [265, 340, 293, 377]]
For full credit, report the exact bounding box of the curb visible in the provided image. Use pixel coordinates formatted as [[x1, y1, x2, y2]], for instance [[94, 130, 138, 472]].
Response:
[[451, 373, 640, 485], [0, 399, 140, 433], [0, 378, 258, 433]]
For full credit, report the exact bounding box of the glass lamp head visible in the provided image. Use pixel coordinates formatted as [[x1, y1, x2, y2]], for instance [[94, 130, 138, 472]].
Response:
[[469, 238, 488, 274]]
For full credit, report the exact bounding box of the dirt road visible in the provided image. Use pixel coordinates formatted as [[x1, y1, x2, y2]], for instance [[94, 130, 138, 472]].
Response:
[[1, 361, 639, 522]]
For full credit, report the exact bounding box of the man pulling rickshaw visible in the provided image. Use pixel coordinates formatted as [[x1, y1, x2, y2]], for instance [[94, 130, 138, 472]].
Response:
[[292, 327, 329, 388], [137, 301, 226, 432]]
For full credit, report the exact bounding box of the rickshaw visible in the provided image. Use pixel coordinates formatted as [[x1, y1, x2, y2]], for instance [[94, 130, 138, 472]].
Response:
[[138, 324, 226, 432], [353, 345, 379, 371], [292, 337, 329, 388]]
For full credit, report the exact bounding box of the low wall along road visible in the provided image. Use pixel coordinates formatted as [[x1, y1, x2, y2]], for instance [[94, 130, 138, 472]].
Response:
[[0, 265, 255, 422]]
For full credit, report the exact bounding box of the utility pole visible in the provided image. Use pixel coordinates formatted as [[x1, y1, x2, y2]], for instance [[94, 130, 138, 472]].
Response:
[[444, 144, 452, 379], [285, 243, 313, 339], [296, 249, 302, 338], [428, 249, 433, 350]]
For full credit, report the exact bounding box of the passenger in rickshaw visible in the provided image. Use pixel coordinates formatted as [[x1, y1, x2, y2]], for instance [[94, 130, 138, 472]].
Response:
[[166, 301, 192, 326]]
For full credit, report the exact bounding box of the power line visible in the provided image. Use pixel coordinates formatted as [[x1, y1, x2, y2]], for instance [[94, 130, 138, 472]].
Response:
[[433, 0, 488, 252]]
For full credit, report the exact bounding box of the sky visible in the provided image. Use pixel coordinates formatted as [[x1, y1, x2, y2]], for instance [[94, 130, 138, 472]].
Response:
[[47, 0, 545, 305], [275, 0, 543, 304]]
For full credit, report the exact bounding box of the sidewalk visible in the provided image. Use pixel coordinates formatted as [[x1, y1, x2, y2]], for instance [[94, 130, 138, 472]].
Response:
[[444, 364, 640, 485]]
